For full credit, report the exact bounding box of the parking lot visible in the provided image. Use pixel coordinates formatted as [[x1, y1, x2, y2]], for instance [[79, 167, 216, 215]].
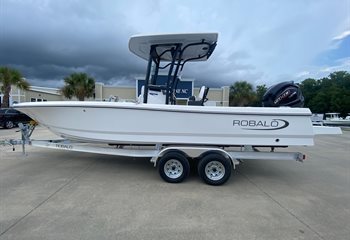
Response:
[[0, 126, 349, 240]]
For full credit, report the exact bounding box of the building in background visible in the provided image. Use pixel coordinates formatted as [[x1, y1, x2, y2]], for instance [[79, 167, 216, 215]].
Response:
[[1, 79, 229, 107], [0, 85, 62, 105]]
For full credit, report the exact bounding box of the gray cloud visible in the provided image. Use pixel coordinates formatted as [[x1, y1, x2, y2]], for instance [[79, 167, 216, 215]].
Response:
[[1, 0, 349, 89], [0, 0, 148, 87]]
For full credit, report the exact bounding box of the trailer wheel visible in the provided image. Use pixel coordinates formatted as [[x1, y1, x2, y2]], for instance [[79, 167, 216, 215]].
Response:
[[158, 151, 190, 183], [198, 153, 231, 185]]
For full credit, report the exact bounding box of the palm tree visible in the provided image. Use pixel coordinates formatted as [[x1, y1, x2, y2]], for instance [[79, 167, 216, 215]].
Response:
[[229, 81, 256, 106], [61, 73, 95, 101], [0, 67, 30, 108]]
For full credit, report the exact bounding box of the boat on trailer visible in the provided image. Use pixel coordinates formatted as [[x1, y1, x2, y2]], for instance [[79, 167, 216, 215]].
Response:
[[14, 33, 332, 147], [11, 33, 341, 185], [323, 113, 350, 126]]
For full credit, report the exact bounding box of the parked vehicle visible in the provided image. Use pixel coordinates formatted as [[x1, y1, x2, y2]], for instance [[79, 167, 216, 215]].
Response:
[[0, 108, 32, 129]]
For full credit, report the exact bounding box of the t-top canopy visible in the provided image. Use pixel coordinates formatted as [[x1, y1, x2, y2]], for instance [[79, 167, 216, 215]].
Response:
[[129, 33, 218, 62]]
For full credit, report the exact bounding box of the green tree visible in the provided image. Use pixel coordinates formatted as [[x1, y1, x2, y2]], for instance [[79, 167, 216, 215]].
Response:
[[252, 84, 267, 106], [61, 73, 95, 101], [299, 78, 320, 108], [0, 66, 30, 108], [329, 71, 350, 88], [309, 91, 328, 113], [229, 81, 256, 106], [299, 71, 350, 116]]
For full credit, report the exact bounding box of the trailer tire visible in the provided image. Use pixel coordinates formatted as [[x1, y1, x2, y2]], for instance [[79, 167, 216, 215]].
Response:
[[158, 151, 190, 183], [198, 153, 231, 185]]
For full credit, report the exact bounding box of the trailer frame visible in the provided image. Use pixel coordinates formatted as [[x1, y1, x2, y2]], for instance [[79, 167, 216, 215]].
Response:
[[1, 123, 305, 185]]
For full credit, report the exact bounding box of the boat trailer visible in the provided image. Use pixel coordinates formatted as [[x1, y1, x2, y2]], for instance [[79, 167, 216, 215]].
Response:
[[1, 123, 305, 186]]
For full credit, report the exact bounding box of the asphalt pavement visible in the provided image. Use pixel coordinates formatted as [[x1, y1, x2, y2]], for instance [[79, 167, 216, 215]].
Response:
[[0, 126, 349, 240]]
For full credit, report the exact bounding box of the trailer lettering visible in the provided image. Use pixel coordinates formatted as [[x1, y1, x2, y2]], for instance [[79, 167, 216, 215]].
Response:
[[55, 144, 73, 150]]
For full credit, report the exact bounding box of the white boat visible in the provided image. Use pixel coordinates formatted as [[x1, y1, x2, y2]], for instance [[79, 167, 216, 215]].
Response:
[[14, 33, 340, 147], [323, 113, 350, 126], [14, 101, 316, 146], [311, 113, 324, 126], [10, 33, 344, 185]]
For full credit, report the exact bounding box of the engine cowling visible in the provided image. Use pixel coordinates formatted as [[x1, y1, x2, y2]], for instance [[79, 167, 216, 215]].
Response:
[[262, 81, 304, 107]]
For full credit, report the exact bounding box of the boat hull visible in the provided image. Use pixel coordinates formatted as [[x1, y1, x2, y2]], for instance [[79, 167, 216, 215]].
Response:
[[15, 102, 315, 146], [323, 120, 350, 126]]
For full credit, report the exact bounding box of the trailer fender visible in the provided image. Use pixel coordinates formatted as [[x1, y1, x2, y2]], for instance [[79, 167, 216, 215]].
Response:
[[152, 149, 189, 167], [198, 150, 237, 169]]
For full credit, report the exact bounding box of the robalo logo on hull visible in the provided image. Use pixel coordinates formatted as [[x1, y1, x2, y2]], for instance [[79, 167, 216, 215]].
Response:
[[232, 119, 289, 130]]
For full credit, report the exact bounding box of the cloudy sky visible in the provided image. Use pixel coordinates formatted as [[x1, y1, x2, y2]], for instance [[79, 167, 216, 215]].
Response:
[[0, 0, 349, 88]]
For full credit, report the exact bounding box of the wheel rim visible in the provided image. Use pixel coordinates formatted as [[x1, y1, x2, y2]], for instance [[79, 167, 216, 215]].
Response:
[[6, 121, 14, 128], [205, 161, 225, 181], [164, 159, 183, 179]]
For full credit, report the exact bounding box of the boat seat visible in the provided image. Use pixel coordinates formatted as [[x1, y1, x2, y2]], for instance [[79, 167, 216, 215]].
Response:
[[188, 86, 209, 106], [138, 85, 167, 104], [148, 85, 167, 91]]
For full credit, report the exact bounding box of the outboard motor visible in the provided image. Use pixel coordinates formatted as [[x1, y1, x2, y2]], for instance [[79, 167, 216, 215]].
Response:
[[262, 81, 304, 107]]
